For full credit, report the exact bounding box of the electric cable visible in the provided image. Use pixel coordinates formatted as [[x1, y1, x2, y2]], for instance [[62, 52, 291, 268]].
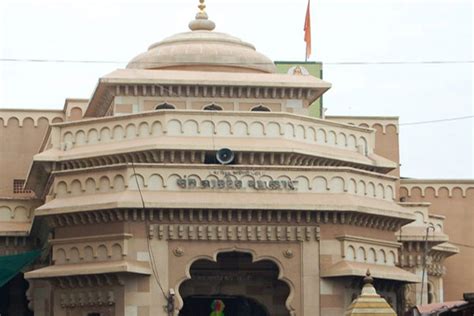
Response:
[[0, 57, 473, 65], [130, 159, 168, 300], [399, 115, 474, 126], [420, 224, 435, 305]]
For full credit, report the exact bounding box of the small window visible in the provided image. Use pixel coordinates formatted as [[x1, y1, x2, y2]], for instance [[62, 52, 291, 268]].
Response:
[[203, 104, 223, 111], [155, 103, 175, 110], [251, 105, 271, 112], [13, 179, 31, 194]]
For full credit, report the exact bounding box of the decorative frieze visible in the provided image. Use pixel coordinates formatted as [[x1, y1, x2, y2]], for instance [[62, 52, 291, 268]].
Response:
[[47, 209, 406, 232], [113, 84, 315, 101], [0, 109, 64, 127], [427, 262, 446, 277], [400, 180, 474, 198], [51, 234, 132, 265], [337, 235, 400, 266], [50, 165, 396, 201], [0, 198, 41, 223], [0, 236, 38, 256], [60, 290, 115, 308], [52, 274, 123, 289], [153, 224, 320, 242], [326, 116, 399, 134], [53, 110, 374, 156]]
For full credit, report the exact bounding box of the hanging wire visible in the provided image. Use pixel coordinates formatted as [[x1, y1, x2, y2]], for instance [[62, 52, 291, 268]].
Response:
[[0, 58, 473, 65], [399, 115, 474, 126], [130, 159, 168, 300]]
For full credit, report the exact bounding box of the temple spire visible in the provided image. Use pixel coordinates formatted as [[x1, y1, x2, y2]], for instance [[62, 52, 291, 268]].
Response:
[[344, 268, 396, 316], [189, 0, 216, 31]]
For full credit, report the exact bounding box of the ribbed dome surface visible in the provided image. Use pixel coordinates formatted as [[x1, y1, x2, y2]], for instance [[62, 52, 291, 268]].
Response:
[[127, 10, 276, 73]]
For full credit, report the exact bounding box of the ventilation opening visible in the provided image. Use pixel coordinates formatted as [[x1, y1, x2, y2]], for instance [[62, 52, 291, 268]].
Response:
[[203, 104, 223, 111], [251, 105, 271, 112], [13, 179, 31, 194], [155, 103, 175, 110]]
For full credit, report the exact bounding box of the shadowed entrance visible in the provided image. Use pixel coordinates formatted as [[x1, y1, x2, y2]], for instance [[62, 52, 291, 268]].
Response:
[[178, 252, 290, 316]]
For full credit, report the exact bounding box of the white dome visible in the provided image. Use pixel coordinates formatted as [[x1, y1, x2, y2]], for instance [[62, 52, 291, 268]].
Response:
[[127, 11, 276, 73]]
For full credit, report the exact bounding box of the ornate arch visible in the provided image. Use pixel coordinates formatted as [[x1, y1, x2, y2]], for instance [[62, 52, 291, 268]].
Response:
[[173, 246, 296, 315]]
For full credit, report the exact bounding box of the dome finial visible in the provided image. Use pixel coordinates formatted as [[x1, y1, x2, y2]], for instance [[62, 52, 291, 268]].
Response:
[[361, 269, 378, 296], [363, 269, 373, 285], [198, 0, 207, 15], [189, 0, 216, 31]]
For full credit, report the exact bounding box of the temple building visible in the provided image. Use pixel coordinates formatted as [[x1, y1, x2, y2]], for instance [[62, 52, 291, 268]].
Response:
[[0, 2, 473, 316]]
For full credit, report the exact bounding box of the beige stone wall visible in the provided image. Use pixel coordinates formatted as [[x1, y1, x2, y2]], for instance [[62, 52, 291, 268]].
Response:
[[0, 110, 63, 197], [400, 182, 474, 300], [63, 99, 88, 121], [319, 224, 403, 314], [326, 116, 400, 197]]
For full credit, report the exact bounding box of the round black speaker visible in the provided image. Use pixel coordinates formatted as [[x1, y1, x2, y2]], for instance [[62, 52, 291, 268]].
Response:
[[216, 148, 235, 165]]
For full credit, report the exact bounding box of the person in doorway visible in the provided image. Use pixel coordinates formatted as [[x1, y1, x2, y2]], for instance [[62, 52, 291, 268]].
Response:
[[210, 299, 225, 316]]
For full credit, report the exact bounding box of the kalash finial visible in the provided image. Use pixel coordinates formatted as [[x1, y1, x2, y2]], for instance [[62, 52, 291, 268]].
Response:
[[363, 269, 373, 285], [361, 269, 378, 296], [189, 0, 216, 31]]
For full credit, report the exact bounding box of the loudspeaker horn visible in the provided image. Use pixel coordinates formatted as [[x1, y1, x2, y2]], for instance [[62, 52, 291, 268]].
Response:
[[216, 148, 235, 165]]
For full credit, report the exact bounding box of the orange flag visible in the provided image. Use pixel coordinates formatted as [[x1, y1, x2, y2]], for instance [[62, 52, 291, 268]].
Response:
[[304, 0, 311, 61]]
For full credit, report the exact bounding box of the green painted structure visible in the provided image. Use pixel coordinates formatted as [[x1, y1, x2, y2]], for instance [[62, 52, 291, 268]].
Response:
[[275, 61, 323, 118]]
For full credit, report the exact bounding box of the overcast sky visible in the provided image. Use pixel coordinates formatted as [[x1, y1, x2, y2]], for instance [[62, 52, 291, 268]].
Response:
[[0, 0, 472, 179]]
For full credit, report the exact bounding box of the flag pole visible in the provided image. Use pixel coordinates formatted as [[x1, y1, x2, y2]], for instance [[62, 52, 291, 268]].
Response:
[[304, 0, 311, 62]]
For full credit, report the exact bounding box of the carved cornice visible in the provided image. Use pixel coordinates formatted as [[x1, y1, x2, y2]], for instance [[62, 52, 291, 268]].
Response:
[[114, 84, 315, 99], [0, 236, 38, 256], [398, 240, 455, 270], [89, 80, 327, 117], [57, 149, 386, 173], [52, 273, 124, 289], [427, 263, 446, 277], [336, 235, 401, 248], [47, 209, 407, 232], [50, 233, 132, 245]]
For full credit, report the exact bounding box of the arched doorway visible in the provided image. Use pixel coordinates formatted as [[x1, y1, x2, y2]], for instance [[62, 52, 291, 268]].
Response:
[[179, 295, 268, 316], [178, 252, 290, 316]]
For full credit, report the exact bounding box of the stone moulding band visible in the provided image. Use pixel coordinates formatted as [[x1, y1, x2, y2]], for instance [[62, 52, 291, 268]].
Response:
[[153, 224, 320, 242], [46, 209, 408, 232]]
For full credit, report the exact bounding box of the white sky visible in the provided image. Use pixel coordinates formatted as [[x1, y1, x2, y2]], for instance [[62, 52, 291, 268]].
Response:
[[0, 0, 472, 179]]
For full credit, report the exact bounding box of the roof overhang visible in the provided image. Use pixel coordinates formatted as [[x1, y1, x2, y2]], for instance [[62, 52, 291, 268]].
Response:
[[34, 190, 416, 224], [321, 260, 420, 283], [25, 260, 151, 279], [85, 69, 332, 117]]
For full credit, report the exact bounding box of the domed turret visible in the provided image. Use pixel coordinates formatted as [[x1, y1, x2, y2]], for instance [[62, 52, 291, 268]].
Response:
[[127, 0, 277, 73]]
